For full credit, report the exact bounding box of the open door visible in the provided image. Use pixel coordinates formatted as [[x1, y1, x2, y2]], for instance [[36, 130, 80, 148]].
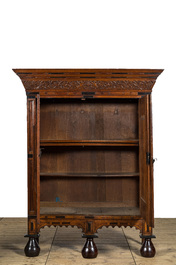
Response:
[[139, 94, 154, 227], [27, 93, 40, 234]]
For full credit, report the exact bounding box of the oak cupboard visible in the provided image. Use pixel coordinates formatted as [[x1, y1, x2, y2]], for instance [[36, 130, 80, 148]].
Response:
[[13, 68, 163, 258]]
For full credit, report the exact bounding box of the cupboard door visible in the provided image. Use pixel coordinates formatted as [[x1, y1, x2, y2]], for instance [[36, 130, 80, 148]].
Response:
[[27, 94, 40, 232], [139, 95, 154, 227]]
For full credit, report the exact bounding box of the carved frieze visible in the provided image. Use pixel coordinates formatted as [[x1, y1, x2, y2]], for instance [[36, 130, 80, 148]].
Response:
[[39, 217, 143, 234], [22, 80, 155, 91]]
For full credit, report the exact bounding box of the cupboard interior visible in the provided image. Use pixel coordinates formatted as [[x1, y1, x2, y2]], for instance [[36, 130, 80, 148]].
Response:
[[40, 98, 140, 216], [40, 98, 138, 140]]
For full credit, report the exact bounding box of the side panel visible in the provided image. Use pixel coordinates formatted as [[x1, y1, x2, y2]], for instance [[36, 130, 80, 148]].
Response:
[[149, 94, 154, 227], [27, 94, 40, 235], [139, 95, 154, 227]]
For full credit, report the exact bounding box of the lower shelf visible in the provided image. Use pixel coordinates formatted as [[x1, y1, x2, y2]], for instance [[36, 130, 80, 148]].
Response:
[[40, 206, 140, 216]]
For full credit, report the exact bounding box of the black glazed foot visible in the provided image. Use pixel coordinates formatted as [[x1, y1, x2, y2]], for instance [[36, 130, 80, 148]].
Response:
[[82, 237, 98, 259], [24, 237, 40, 257], [140, 238, 156, 258]]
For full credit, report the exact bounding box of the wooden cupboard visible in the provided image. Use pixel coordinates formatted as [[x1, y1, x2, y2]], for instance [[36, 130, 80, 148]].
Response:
[[13, 68, 163, 258]]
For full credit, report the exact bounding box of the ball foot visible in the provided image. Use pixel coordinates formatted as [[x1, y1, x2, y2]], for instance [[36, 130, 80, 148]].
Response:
[[140, 238, 156, 258], [24, 237, 40, 257], [82, 237, 98, 259]]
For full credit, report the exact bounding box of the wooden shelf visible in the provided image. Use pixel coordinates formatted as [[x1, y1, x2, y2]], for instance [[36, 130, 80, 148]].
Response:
[[40, 139, 139, 147], [40, 205, 140, 216], [40, 172, 139, 178]]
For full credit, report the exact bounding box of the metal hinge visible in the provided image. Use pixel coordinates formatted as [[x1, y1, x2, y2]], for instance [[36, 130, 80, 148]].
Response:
[[81, 92, 95, 100], [39, 148, 44, 157], [146, 152, 150, 165], [26, 92, 39, 99], [138, 92, 151, 96]]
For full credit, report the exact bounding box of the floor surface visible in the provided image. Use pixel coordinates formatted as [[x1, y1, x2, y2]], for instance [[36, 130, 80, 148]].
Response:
[[0, 218, 176, 265]]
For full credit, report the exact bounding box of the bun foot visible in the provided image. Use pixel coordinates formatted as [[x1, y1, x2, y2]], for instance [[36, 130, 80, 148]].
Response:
[[24, 237, 40, 257], [82, 238, 98, 259], [140, 238, 156, 258]]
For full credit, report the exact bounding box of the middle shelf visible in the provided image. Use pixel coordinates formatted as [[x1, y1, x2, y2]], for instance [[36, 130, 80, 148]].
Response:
[[40, 139, 139, 147], [40, 172, 140, 178]]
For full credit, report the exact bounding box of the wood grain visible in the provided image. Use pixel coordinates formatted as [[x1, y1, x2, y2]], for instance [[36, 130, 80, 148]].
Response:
[[40, 99, 138, 141], [40, 147, 139, 174]]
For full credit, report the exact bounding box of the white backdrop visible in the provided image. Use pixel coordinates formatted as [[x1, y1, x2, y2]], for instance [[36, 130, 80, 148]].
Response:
[[0, 0, 175, 217]]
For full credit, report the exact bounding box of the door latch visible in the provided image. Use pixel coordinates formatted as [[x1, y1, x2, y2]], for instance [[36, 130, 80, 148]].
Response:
[[153, 158, 158, 163]]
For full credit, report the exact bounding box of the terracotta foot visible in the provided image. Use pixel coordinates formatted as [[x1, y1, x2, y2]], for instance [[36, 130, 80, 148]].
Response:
[[140, 238, 156, 258], [82, 237, 98, 259], [24, 237, 40, 257]]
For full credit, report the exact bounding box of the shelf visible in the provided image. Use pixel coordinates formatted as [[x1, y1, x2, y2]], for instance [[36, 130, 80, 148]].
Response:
[[40, 139, 139, 147], [40, 204, 140, 216], [40, 172, 139, 178]]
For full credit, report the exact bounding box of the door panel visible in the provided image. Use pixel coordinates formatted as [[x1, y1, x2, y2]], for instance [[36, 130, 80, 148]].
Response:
[[27, 94, 40, 232], [139, 95, 154, 227]]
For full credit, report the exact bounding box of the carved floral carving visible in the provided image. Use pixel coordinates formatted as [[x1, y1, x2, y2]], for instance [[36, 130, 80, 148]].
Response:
[[22, 80, 155, 91]]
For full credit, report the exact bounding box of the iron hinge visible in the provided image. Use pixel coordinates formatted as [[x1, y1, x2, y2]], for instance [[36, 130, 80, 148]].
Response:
[[39, 148, 44, 157], [146, 152, 150, 165], [81, 92, 95, 100], [138, 92, 151, 96], [26, 92, 39, 99]]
